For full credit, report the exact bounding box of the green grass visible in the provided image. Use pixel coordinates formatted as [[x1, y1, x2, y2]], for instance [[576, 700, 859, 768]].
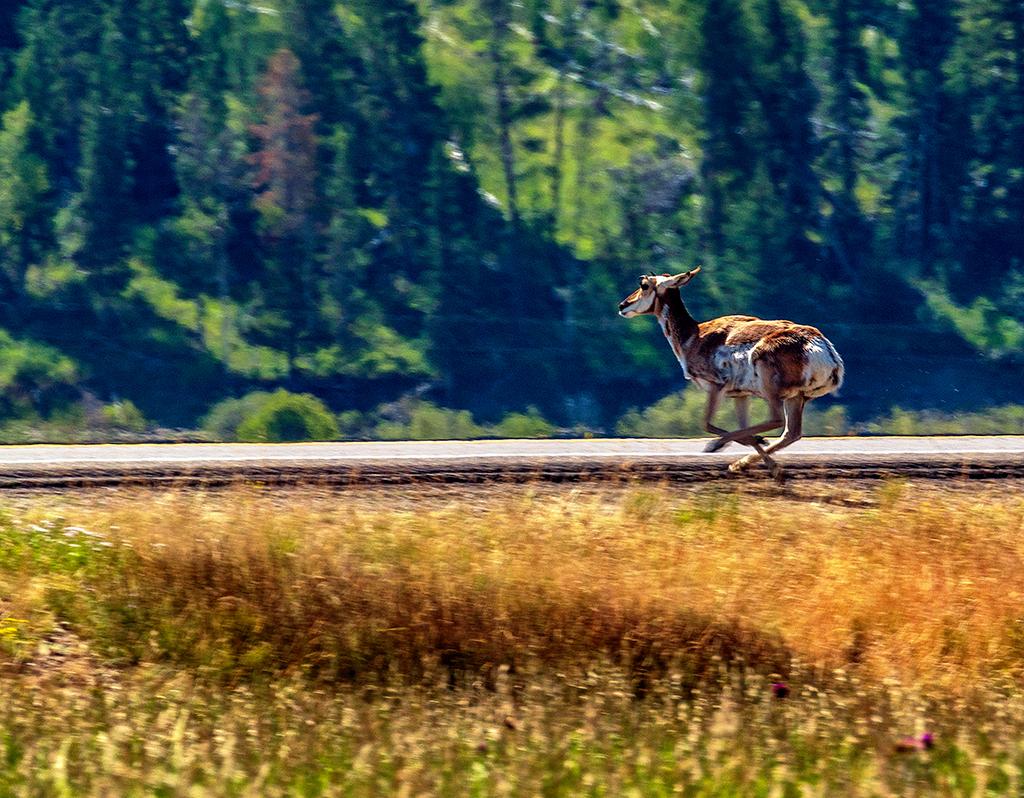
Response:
[[2, 666, 1022, 796]]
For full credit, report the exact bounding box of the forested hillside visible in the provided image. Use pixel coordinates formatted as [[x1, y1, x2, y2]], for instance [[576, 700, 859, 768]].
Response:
[[0, 0, 1021, 436]]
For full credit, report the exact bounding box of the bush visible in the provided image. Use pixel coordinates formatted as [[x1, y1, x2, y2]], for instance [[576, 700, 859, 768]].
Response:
[[0, 329, 80, 420], [99, 400, 147, 432], [202, 392, 274, 440], [803, 404, 850, 436], [862, 405, 1024, 435], [336, 410, 368, 439], [374, 401, 485, 440], [491, 407, 556, 438], [615, 388, 709, 437], [235, 390, 339, 442], [204, 390, 339, 442]]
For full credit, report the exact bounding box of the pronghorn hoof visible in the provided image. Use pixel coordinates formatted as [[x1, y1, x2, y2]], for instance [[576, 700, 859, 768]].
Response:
[[729, 454, 757, 473], [770, 465, 786, 483], [704, 438, 728, 453], [755, 436, 768, 447]]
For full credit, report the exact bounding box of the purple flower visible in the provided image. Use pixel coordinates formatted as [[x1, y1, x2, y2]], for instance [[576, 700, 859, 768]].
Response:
[[895, 733, 935, 753], [771, 682, 790, 699]]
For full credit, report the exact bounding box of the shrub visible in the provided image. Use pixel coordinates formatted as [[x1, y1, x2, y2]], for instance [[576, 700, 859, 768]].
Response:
[[0, 328, 79, 419], [491, 407, 556, 438], [374, 401, 485, 440], [863, 404, 1024, 435], [99, 400, 147, 432], [203, 390, 339, 443], [803, 404, 850, 436], [201, 392, 274, 440], [615, 388, 709, 437], [336, 410, 368, 439]]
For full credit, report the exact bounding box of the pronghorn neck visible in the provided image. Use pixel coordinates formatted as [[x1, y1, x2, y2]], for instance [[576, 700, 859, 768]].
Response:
[[656, 288, 700, 373]]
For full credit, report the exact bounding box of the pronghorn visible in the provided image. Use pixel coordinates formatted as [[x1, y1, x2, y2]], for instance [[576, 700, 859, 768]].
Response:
[[618, 267, 844, 479]]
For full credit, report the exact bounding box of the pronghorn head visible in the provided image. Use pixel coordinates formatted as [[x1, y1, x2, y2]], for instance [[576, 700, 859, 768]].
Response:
[[617, 267, 700, 317]]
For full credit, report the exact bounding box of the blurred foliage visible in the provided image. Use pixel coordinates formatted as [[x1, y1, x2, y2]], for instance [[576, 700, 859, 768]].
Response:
[[210, 389, 340, 442], [335, 401, 557, 440], [863, 405, 1024, 436], [492, 407, 557, 438], [235, 390, 339, 442], [374, 399, 486, 441], [0, 328, 77, 394], [99, 399, 147, 432], [616, 388, 711, 438], [201, 391, 276, 440]]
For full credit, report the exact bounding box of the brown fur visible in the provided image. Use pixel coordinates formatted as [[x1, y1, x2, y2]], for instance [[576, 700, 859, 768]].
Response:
[[654, 305, 816, 395]]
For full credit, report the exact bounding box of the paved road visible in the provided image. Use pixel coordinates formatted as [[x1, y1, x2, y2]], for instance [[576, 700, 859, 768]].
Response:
[[0, 437, 1020, 488], [0, 436, 1021, 464]]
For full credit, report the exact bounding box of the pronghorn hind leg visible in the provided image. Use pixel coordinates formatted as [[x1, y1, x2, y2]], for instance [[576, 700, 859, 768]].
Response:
[[707, 396, 781, 453], [708, 396, 769, 452], [728, 436, 782, 477], [707, 418, 785, 453], [730, 396, 804, 478]]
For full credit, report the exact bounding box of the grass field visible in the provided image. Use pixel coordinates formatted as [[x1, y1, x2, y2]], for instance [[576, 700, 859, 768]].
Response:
[[1, 481, 1023, 795]]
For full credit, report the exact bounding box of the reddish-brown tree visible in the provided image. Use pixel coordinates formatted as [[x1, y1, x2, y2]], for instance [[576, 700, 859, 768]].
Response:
[[250, 48, 319, 242]]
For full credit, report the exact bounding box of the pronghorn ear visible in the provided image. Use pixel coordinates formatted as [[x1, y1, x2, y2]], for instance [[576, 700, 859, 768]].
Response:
[[661, 267, 701, 289]]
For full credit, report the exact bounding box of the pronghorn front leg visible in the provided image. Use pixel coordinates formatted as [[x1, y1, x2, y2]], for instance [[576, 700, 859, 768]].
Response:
[[708, 418, 784, 453], [704, 385, 729, 446], [704, 395, 775, 452], [704, 395, 784, 453], [733, 396, 769, 448], [701, 385, 733, 450]]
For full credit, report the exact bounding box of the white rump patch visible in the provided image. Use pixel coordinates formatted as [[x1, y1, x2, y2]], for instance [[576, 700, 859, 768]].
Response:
[[802, 337, 844, 398]]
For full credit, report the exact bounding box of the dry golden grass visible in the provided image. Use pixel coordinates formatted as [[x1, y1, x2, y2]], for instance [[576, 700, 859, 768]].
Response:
[[4, 480, 1023, 690]]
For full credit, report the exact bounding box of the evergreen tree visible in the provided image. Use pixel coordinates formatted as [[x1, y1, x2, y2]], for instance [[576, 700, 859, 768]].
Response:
[[893, 0, 965, 273], [820, 0, 871, 277], [281, 0, 361, 131], [172, 92, 250, 296], [751, 0, 825, 291], [0, 0, 27, 109], [951, 0, 1024, 292], [697, 0, 758, 262], [121, 0, 193, 224], [0, 101, 48, 301], [250, 48, 321, 366], [14, 0, 107, 187], [74, 5, 136, 291], [348, 0, 446, 329]]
